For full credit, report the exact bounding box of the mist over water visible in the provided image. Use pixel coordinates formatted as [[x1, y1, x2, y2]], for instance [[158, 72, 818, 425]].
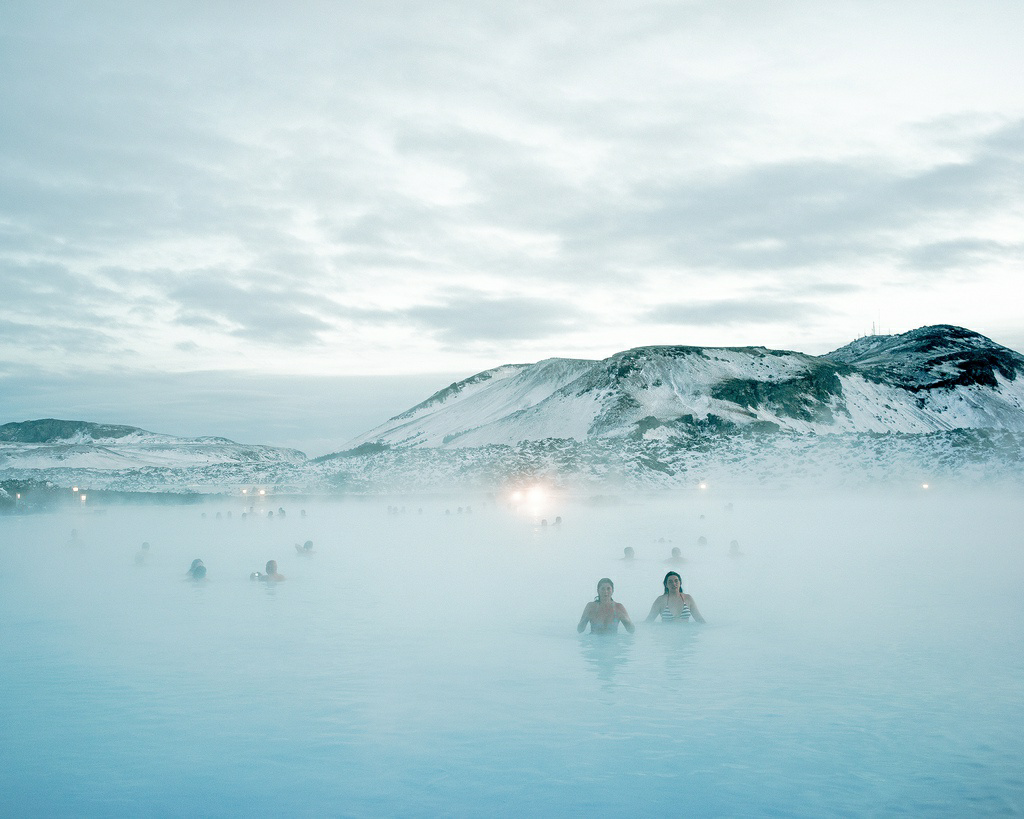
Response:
[[2, 486, 1023, 815]]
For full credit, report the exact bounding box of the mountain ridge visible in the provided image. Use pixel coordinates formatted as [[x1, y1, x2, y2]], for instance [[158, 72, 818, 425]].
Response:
[[338, 324, 1024, 452], [3, 325, 1023, 495]]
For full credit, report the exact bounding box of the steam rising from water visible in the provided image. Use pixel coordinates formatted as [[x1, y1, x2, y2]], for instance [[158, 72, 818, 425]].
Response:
[[2, 486, 1022, 814]]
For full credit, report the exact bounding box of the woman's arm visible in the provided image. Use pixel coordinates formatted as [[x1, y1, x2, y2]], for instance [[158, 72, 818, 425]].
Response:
[[577, 602, 594, 633], [685, 594, 706, 624], [617, 603, 636, 633], [645, 594, 665, 623]]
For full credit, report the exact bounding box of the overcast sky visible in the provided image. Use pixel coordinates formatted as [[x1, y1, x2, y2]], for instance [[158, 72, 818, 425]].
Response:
[[2, 1, 1023, 453]]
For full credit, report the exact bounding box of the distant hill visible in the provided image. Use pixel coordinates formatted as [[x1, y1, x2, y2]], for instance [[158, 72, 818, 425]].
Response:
[[0, 419, 150, 443], [0, 419, 306, 473], [333, 325, 1024, 453]]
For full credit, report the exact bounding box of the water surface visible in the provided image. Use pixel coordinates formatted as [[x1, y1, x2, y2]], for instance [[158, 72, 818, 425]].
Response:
[[2, 487, 1022, 816]]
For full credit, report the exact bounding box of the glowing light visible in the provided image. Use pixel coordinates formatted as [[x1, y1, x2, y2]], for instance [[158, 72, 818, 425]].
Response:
[[72, 486, 79, 493], [259, 489, 266, 496], [510, 490, 523, 502], [79, 494, 87, 503], [242, 489, 247, 495], [527, 486, 545, 503], [921, 483, 930, 490], [699, 482, 708, 490]]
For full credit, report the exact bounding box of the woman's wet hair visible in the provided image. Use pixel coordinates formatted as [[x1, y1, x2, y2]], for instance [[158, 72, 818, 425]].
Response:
[[595, 577, 614, 600], [663, 571, 682, 594]]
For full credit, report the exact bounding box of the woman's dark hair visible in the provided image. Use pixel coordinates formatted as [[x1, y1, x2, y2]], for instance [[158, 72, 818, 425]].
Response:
[[595, 577, 614, 601], [663, 571, 682, 595]]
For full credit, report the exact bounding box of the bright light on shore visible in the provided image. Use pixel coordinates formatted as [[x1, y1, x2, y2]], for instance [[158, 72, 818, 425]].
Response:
[[922, 483, 930, 490], [527, 486, 545, 503], [699, 482, 708, 490]]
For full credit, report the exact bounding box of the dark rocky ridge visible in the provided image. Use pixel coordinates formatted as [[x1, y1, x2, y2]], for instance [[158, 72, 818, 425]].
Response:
[[0, 419, 148, 443]]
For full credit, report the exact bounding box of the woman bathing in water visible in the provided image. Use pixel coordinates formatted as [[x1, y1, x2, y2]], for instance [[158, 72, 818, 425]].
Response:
[[578, 578, 635, 634], [645, 571, 705, 623]]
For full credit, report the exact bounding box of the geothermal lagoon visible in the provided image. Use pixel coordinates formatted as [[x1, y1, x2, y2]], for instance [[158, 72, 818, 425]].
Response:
[[2, 486, 1023, 816]]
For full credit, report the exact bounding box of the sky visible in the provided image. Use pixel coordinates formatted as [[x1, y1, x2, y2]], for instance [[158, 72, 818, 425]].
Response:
[[2, 1, 1023, 454]]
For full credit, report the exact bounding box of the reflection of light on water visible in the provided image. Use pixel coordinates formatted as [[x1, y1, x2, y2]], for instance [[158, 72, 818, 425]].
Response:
[[509, 485, 551, 518]]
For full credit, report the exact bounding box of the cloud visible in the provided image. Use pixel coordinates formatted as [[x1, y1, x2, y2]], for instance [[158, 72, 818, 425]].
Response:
[[2, 3, 1024, 378], [645, 298, 821, 327], [168, 279, 333, 345], [403, 291, 583, 344], [0, 316, 125, 359], [573, 132, 1024, 276], [902, 239, 1022, 271]]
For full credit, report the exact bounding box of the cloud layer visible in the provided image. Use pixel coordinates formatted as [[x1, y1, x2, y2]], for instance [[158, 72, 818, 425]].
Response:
[[2, 1, 1023, 432]]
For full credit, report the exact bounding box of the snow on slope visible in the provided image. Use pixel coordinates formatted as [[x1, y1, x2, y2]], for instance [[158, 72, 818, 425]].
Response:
[[825, 324, 1024, 388], [344, 358, 596, 448], [337, 326, 1024, 451], [0, 419, 305, 470]]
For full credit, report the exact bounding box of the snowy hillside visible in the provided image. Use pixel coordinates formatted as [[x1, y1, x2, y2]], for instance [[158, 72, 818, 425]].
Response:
[[0, 419, 306, 470], [340, 325, 1024, 451], [3, 327, 1023, 496], [312, 428, 1024, 493]]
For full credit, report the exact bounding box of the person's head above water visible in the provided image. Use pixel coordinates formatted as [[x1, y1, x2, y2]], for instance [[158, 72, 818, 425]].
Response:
[[266, 560, 278, 574], [189, 558, 204, 571], [671, 547, 681, 557], [596, 577, 614, 601], [623, 547, 635, 560], [663, 571, 682, 595]]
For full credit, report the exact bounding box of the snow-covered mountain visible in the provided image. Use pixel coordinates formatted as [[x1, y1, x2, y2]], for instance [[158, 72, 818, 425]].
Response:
[[338, 325, 1024, 451], [0, 419, 306, 470], [3, 326, 1023, 496]]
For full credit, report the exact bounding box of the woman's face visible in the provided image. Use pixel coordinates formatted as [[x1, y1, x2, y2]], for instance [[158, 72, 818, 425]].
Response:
[[598, 582, 613, 600], [666, 574, 681, 593]]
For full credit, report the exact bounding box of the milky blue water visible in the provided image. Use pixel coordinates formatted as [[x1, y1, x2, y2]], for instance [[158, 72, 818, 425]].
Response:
[[2, 487, 1023, 816]]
